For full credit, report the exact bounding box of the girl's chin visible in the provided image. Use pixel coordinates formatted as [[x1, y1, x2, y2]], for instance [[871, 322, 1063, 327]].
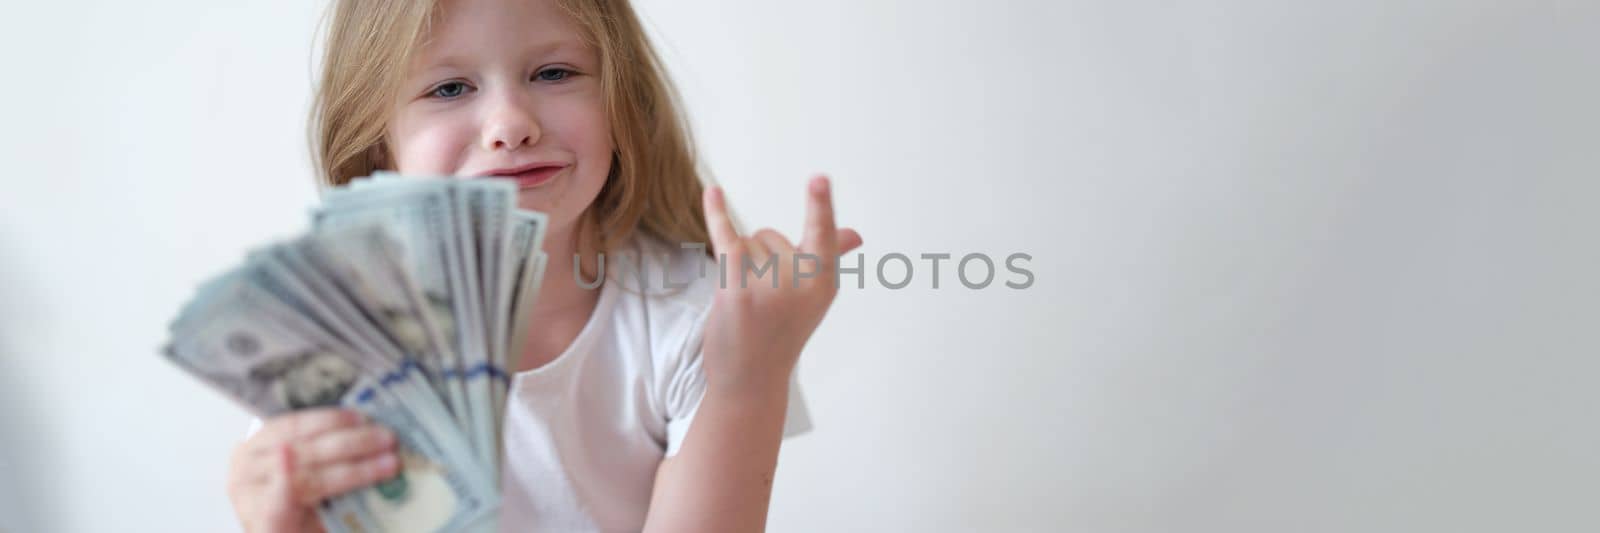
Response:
[[516, 194, 578, 231], [513, 189, 554, 212]]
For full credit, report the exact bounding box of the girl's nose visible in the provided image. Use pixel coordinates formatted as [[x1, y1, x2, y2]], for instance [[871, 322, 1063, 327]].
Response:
[[482, 95, 541, 152]]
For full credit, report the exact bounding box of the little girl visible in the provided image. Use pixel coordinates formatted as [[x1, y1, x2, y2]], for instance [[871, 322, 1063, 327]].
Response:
[[225, 0, 862, 531]]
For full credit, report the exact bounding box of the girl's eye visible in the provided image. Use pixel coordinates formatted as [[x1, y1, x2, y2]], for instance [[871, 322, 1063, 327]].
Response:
[[428, 81, 471, 99], [534, 68, 574, 83]]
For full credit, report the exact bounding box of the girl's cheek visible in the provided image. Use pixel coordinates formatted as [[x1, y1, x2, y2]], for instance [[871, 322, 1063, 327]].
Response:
[[393, 120, 476, 175], [542, 98, 612, 161]]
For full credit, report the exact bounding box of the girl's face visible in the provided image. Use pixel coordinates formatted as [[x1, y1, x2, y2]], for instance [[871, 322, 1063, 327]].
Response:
[[385, 0, 611, 237]]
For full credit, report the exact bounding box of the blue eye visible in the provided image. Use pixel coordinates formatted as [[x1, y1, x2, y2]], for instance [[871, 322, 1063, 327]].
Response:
[[428, 81, 470, 99], [535, 68, 573, 82]]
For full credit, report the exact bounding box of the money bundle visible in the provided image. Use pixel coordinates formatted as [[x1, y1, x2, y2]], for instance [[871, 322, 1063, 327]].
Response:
[[162, 173, 548, 532]]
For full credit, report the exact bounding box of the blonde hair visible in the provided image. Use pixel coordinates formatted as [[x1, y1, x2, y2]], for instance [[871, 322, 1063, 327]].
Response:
[[308, 0, 711, 260]]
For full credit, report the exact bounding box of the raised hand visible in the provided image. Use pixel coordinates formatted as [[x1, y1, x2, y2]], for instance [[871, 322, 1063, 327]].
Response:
[[699, 175, 864, 394]]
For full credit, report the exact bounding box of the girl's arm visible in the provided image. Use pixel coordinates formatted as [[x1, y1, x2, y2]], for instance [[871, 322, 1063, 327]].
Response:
[[642, 178, 862, 533], [643, 380, 790, 533]]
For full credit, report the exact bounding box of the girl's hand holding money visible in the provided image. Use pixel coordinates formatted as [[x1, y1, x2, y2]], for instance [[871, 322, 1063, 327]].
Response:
[[226, 408, 399, 533]]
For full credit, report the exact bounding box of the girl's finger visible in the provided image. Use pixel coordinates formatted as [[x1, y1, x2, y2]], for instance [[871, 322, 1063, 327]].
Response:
[[303, 511, 328, 533], [746, 234, 773, 269], [228, 442, 266, 486], [254, 408, 363, 450], [730, 234, 771, 290], [236, 450, 278, 486], [753, 228, 795, 255], [298, 424, 395, 468], [297, 452, 400, 504], [259, 443, 301, 530], [836, 228, 863, 254], [800, 176, 838, 255], [753, 230, 794, 287], [702, 186, 744, 263]]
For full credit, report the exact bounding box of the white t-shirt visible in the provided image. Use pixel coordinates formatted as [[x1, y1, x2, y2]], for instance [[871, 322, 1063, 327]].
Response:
[[496, 234, 810, 531], [248, 234, 811, 532]]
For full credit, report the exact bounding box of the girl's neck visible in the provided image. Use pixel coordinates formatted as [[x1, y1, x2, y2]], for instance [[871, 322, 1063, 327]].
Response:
[[515, 217, 603, 371], [535, 217, 605, 317]]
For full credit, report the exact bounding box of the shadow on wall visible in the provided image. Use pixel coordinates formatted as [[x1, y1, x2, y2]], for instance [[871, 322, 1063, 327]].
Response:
[[0, 235, 58, 533]]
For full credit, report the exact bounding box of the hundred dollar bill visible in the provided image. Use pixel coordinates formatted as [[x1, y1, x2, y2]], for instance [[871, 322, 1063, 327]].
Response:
[[466, 183, 518, 367], [241, 246, 394, 372], [298, 224, 489, 465], [295, 226, 454, 404], [164, 271, 373, 412], [164, 172, 568, 532], [502, 210, 549, 361], [334, 177, 520, 469], [499, 209, 548, 452], [162, 273, 494, 533], [447, 182, 495, 467], [250, 240, 458, 449], [315, 182, 478, 449], [338, 376, 498, 533]]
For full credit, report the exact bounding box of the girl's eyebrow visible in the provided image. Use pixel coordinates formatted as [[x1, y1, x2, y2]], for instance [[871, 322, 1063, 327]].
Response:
[[419, 55, 471, 75], [417, 40, 587, 73]]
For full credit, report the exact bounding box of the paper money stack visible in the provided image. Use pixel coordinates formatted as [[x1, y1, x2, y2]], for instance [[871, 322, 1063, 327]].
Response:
[[162, 173, 549, 532]]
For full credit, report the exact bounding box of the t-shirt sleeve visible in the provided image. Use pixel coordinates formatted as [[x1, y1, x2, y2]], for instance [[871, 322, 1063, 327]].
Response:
[[659, 306, 813, 457]]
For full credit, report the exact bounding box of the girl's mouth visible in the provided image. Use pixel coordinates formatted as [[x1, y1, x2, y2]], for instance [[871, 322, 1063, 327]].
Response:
[[484, 163, 569, 189], [505, 165, 565, 189]]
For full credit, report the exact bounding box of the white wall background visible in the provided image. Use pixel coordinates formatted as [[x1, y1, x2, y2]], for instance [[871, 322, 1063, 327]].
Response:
[[2, 1, 1597, 532]]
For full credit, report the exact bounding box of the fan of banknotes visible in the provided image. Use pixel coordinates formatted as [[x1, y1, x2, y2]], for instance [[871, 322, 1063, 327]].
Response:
[[162, 173, 548, 532]]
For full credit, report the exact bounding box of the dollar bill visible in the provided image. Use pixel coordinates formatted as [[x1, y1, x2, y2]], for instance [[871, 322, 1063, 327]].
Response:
[[163, 271, 494, 533], [339, 376, 497, 533], [165, 174, 552, 532], [499, 210, 548, 454], [294, 226, 455, 408], [447, 182, 495, 467], [314, 183, 478, 449]]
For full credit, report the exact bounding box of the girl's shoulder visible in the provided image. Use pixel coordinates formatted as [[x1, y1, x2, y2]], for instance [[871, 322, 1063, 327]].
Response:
[[583, 235, 717, 400], [599, 233, 718, 354], [606, 233, 718, 310]]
